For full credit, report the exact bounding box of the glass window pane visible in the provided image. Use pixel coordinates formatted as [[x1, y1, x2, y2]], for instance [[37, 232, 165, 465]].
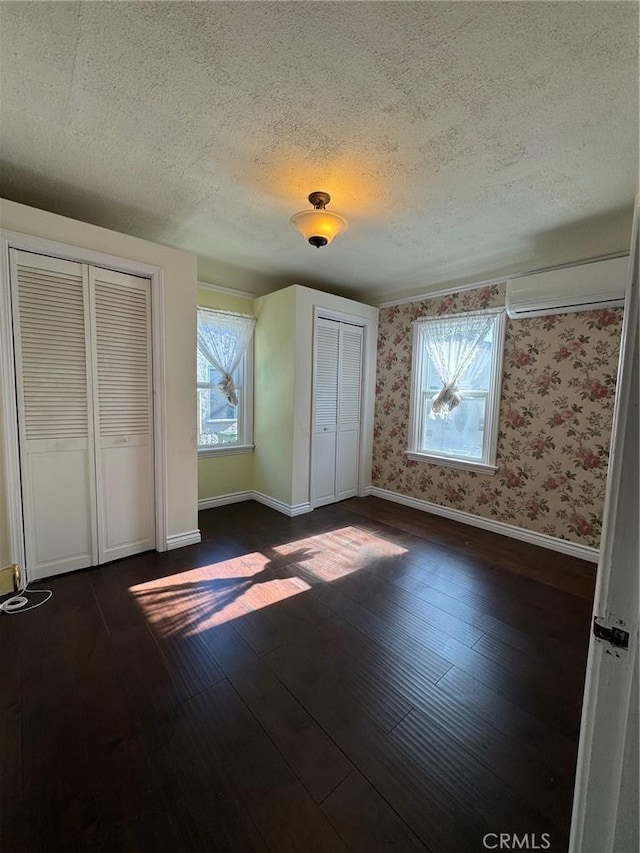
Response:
[[197, 386, 239, 447], [197, 309, 247, 449], [420, 394, 486, 460], [423, 318, 495, 393]]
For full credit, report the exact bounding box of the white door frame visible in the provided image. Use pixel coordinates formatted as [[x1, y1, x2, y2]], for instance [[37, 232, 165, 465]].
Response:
[[310, 306, 375, 509], [0, 229, 168, 578], [569, 198, 639, 852]]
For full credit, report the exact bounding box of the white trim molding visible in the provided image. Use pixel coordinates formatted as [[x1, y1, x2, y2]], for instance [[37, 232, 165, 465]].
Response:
[[165, 529, 202, 550], [377, 251, 629, 309], [198, 444, 254, 458], [405, 451, 498, 475], [198, 280, 256, 300], [252, 492, 312, 517], [197, 490, 312, 518], [378, 276, 508, 308], [366, 486, 600, 563], [198, 491, 253, 511]]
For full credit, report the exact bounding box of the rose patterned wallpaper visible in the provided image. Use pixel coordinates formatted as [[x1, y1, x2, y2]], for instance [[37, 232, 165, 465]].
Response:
[[373, 284, 623, 549]]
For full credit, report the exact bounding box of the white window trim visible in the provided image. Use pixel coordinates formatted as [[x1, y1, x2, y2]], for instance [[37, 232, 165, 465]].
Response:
[[198, 443, 254, 458], [407, 307, 506, 474], [197, 316, 254, 455]]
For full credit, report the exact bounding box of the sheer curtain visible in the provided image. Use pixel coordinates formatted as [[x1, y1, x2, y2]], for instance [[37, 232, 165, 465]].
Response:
[[197, 309, 255, 405], [418, 312, 495, 419]]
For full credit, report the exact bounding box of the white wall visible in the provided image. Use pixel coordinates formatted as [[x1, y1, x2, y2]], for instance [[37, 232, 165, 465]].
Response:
[[0, 199, 199, 562]]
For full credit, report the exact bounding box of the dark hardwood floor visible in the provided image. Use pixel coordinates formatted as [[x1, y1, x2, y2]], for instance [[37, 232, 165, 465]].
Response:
[[0, 497, 596, 852]]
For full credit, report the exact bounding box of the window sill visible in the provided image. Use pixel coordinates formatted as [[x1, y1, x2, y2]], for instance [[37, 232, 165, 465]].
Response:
[[405, 451, 497, 475], [198, 444, 254, 458]]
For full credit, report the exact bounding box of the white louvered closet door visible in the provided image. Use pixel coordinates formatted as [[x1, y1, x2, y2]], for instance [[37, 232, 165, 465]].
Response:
[[10, 249, 98, 578], [90, 268, 155, 563], [312, 318, 363, 507]]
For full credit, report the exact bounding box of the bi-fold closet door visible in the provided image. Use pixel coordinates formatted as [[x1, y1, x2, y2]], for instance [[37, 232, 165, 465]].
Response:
[[312, 317, 364, 507], [10, 249, 155, 580]]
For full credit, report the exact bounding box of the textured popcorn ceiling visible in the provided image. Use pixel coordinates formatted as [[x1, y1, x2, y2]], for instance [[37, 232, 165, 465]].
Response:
[[0, 1, 637, 303]]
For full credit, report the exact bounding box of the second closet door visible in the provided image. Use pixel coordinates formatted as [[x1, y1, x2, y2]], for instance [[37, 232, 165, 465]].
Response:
[[91, 268, 155, 563], [312, 318, 363, 507]]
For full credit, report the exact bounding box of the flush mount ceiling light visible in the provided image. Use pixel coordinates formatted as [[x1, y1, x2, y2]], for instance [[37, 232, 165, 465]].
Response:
[[289, 191, 348, 248]]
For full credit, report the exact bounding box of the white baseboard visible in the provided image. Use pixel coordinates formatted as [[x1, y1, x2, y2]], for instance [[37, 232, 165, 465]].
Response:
[[366, 486, 599, 563], [165, 529, 202, 550], [198, 491, 253, 511], [198, 490, 312, 518], [251, 491, 312, 517]]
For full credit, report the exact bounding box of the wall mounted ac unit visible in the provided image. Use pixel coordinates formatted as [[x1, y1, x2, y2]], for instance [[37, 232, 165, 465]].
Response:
[[506, 255, 628, 319]]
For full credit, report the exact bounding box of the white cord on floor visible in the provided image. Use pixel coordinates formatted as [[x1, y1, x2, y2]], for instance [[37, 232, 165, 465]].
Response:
[[0, 583, 52, 614]]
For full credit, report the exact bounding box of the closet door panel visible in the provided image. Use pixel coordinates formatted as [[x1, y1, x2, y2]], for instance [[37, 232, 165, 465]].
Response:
[[26, 448, 95, 574], [312, 319, 339, 507], [337, 429, 360, 499], [314, 431, 338, 506], [337, 325, 363, 500], [91, 268, 155, 562], [100, 439, 155, 555], [10, 249, 97, 579]]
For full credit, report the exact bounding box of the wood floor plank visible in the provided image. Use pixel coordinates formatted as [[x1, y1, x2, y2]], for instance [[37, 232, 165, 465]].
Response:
[[203, 619, 354, 803], [297, 608, 571, 824], [391, 569, 589, 668], [435, 666, 579, 775], [185, 679, 351, 853], [321, 771, 429, 853], [0, 623, 23, 852], [271, 613, 416, 734], [389, 709, 560, 846], [346, 583, 583, 736], [266, 639, 490, 853]]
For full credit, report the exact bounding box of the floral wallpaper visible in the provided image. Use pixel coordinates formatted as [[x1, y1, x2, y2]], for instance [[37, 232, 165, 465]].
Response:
[[373, 284, 623, 549]]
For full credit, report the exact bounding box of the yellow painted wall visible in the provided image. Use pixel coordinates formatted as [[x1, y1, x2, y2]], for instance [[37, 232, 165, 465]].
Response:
[[252, 286, 297, 505], [198, 286, 253, 315], [197, 285, 255, 500], [0, 199, 199, 564]]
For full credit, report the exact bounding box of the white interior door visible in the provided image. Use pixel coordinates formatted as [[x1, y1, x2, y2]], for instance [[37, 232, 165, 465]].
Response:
[[90, 267, 155, 563], [312, 317, 363, 507], [10, 249, 97, 579], [569, 202, 639, 852]]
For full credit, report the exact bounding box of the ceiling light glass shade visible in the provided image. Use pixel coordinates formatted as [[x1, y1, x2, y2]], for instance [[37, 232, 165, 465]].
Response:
[[289, 207, 348, 247]]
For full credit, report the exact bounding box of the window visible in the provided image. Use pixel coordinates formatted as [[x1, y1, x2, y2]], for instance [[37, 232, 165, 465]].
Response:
[[197, 308, 254, 455], [407, 308, 506, 473]]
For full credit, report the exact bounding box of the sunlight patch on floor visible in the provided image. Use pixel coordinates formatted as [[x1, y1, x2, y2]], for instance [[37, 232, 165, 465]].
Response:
[[130, 554, 310, 638], [130, 528, 407, 638], [272, 526, 408, 581]]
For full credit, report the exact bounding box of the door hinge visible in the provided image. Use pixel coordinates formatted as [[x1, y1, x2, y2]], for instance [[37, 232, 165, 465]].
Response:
[[593, 616, 630, 649]]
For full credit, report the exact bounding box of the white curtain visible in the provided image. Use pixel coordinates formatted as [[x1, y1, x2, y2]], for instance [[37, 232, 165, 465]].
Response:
[[419, 312, 494, 419], [197, 309, 255, 405]]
